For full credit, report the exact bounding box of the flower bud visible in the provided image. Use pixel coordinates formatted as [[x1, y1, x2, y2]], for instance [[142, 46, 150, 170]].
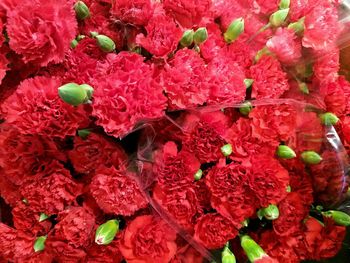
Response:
[[39, 213, 49, 222], [71, 39, 78, 49], [286, 185, 292, 192], [194, 169, 203, 181], [244, 79, 254, 89], [239, 102, 252, 116], [180, 30, 194, 47], [95, 219, 119, 245], [269, 8, 289, 27], [74, 1, 90, 20], [222, 244, 236, 263], [80, 84, 94, 100], [299, 82, 309, 94], [279, 0, 290, 9], [301, 151, 322, 165], [241, 219, 250, 228], [240, 235, 269, 262], [78, 129, 91, 139], [96, 35, 116, 52], [193, 28, 208, 45], [90, 31, 99, 38], [34, 236, 47, 252], [276, 145, 296, 159], [288, 17, 305, 35], [258, 204, 280, 220], [320, 112, 339, 126], [224, 18, 244, 43], [77, 35, 86, 41], [322, 210, 350, 226], [58, 83, 88, 106], [255, 47, 271, 62], [221, 144, 233, 157]]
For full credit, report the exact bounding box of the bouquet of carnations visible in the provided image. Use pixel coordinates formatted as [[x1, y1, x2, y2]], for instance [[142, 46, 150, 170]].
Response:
[[1, 0, 350, 262]]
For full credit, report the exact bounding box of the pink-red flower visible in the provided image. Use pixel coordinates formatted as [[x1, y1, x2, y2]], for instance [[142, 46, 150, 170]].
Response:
[[111, 0, 154, 26]]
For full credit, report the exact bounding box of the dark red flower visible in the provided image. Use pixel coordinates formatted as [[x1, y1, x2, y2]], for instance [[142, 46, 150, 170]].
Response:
[[194, 179, 211, 211], [46, 207, 96, 262], [92, 52, 167, 138], [19, 161, 83, 215], [6, 0, 77, 66], [136, 11, 182, 58], [85, 239, 124, 263], [111, 0, 154, 26], [89, 166, 148, 216], [250, 56, 289, 99], [0, 223, 16, 261], [0, 170, 21, 206], [0, 51, 8, 85], [119, 215, 177, 263], [160, 48, 209, 109], [1, 76, 89, 138], [68, 133, 127, 175], [163, 0, 211, 28], [170, 244, 203, 263], [194, 213, 238, 250]]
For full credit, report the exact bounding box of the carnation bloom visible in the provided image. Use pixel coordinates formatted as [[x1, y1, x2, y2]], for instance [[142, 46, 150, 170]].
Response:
[[250, 56, 289, 99], [6, 0, 77, 66], [0, 223, 16, 261], [111, 0, 154, 26], [136, 11, 182, 57], [92, 52, 167, 138], [86, 239, 123, 263], [89, 166, 148, 216], [163, 0, 211, 28], [266, 28, 302, 65], [199, 22, 226, 63], [0, 51, 8, 85], [119, 215, 177, 263], [313, 48, 339, 85], [1, 76, 88, 138]]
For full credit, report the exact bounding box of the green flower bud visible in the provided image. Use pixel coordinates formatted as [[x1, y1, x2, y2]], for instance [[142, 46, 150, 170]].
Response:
[[34, 236, 47, 252], [315, 205, 324, 211], [80, 84, 94, 100], [239, 102, 253, 116], [286, 186, 292, 192], [279, 0, 290, 9], [74, 1, 90, 20], [180, 30, 194, 47], [193, 27, 208, 45], [77, 35, 86, 41], [255, 47, 271, 62], [322, 210, 350, 227], [276, 145, 296, 159], [244, 79, 254, 89], [299, 82, 309, 94], [222, 244, 236, 263], [240, 235, 268, 262], [96, 35, 116, 52], [224, 18, 244, 43], [288, 17, 305, 35], [78, 129, 91, 139], [221, 144, 233, 157], [39, 213, 49, 222], [258, 204, 280, 220], [71, 39, 78, 49], [269, 8, 289, 27], [58, 83, 88, 106], [241, 219, 250, 228], [95, 219, 119, 245], [194, 169, 203, 181], [320, 112, 339, 126], [90, 31, 99, 38], [301, 151, 322, 165]]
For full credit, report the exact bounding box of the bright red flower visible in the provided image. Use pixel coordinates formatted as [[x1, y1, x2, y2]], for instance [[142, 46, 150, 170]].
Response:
[[313, 48, 339, 85], [199, 22, 225, 63], [289, 0, 318, 21], [255, 0, 279, 14], [194, 213, 238, 250], [111, 0, 154, 26], [86, 239, 124, 263], [163, 0, 211, 28], [6, 0, 77, 66], [119, 215, 177, 263], [136, 11, 182, 57], [89, 166, 148, 216], [160, 48, 209, 109], [250, 56, 289, 99], [68, 133, 127, 175], [322, 78, 346, 116], [1, 76, 89, 138]]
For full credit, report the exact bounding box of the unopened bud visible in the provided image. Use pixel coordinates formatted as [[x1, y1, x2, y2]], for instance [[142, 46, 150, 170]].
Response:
[[279, 0, 290, 9], [255, 47, 271, 62], [299, 82, 309, 94], [78, 129, 91, 139], [240, 235, 269, 262], [320, 112, 339, 126], [34, 236, 47, 252], [322, 210, 350, 227], [288, 17, 305, 35], [244, 79, 254, 88], [80, 84, 94, 100], [221, 144, 233, 157], [276, 145, 296, 159], [96, 35, 116, 52], [222, 243, 236, 263], [39, 213, 49, 222], [224, 18, 244, 43], [71, 39, 78, 49], [194, 169, 203, 181], [258, 204, 280, 220], [301, 151, 322, 165], [269, 8, 289, 27], [74, 1, 90, 20], [180, 30, 194, 47], [95, 219, 119, 245], [239, 102, 252, 116], [193, 28, 208, 45], [58, 83, 88, 106]]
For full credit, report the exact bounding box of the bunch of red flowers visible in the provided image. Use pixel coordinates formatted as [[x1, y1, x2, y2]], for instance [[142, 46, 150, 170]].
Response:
[[0, 0, 350, 262]]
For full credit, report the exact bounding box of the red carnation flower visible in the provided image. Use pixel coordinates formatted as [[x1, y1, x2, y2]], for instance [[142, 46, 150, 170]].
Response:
[[194, 179, 211, 211], [255, 0, 279, 15], [160, 48, 209, 109], [200, 22, 226, 63], [248, 155, 290, 207], [92, 52, 167, 138], [0, 51, 8, 85], [68, 133, 127, 175], [250, 104, 297, 143], [194, 213, 238, 250], [322, 79, 346, 116], [266, 28, 302, 65], [155, 141, 201, 190], [313, 48, 339, 85], [289, 0, 317, 21], [89, 166, 148, 216], [206, 161, 257, 226], [250, 56, 289, 99], [119, 215, 177, 263], [86, 239, 123, 263], [0, 223, 16, 261], [111, 0, 154, 26], [170, 245, 203, 263], [6, 0, 77, 66], [46, 207, 95, 262], [19, 161, 83, 215], [1, 76, 88, 138], [273, 193, 307, 237], [303, 1, 339, 52], [153, 184, 199, 232], [136, 11, 182, 57], [163, 0, 211, 28], [0, 168, 21, 206]]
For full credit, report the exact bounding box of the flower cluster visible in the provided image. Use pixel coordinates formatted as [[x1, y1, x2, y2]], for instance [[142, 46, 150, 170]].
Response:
[[0, 0, 350, 262]]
